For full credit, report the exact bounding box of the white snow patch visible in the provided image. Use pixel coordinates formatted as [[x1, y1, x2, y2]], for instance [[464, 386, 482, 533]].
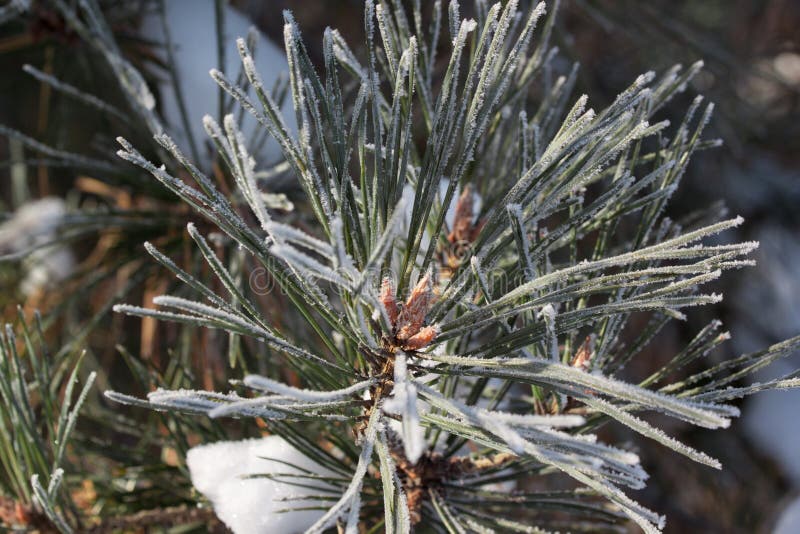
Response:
[[187, 436, 332, 534], [0, 197, 75, 295]]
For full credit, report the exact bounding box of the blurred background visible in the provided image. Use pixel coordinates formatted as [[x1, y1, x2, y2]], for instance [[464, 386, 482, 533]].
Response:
[[1, 0, 798, 532]]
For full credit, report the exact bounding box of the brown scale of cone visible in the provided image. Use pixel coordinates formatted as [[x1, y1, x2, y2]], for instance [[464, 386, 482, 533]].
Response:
[[448, 185, 475, 245], [402, 325, 438, 351], [380, 277, 399, 325], [441, 186, 485, 273], [396, 272, 434, 342], [380, 274, 437, 351], [570, 336, 593, 370]]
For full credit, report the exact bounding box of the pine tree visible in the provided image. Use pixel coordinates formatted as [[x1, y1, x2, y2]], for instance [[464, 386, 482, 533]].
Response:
[[106, 1, 800, 532], [2, 0, 799, 532]]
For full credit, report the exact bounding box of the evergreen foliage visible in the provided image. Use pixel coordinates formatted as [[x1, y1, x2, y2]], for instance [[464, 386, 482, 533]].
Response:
[[1, 0, 799, 532]]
